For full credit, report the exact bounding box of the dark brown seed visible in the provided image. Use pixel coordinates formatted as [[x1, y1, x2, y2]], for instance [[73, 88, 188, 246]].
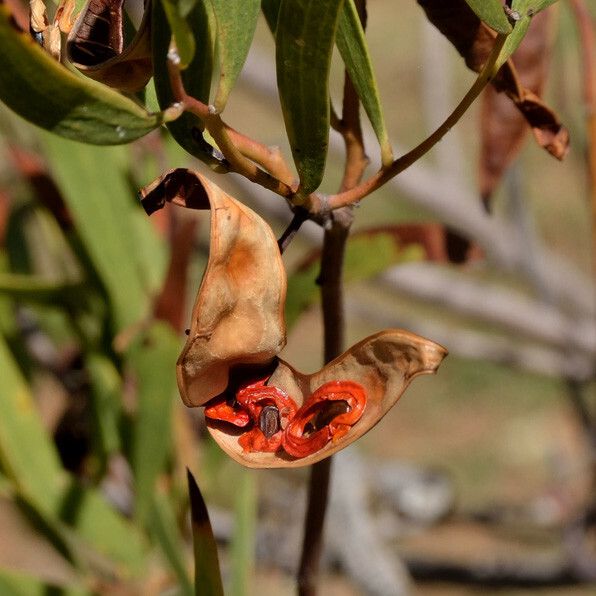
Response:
[[259, 405, 280, 439]]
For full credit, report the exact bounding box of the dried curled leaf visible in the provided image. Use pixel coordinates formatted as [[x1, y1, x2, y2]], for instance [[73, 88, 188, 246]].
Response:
[[480, 8, 555, 204], [417, 0, 569, 160], [139, 168, 287, 407], [207, 330, 447, 468], [67, 0, 152, 93]]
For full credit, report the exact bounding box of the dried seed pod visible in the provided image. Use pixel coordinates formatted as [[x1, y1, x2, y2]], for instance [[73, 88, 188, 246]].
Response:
[[207, 330, 447, 468], [140, 170, 447, 468], [139, 168, 287, 407], [67, 0, 152, 92]]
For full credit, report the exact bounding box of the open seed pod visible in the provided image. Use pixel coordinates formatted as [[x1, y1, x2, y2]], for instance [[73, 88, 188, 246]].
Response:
[[140, 169, 446, 468], [139, 168, 287, 407], [67, 0, 152, 93], [206, 330, 447, 468]]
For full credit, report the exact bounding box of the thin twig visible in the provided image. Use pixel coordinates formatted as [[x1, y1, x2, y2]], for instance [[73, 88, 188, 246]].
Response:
[[277, 209, 309, 254], [298, 210, 353, 596], [166, 49, 296, 200], [324, 33, 508, 211]]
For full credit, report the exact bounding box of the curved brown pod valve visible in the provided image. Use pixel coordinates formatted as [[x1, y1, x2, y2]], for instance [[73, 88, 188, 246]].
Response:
[[139, 168, 287, 408], [67, 0, 153, 92], [206, 330, 447, 468], [140, 169, 447, 468]]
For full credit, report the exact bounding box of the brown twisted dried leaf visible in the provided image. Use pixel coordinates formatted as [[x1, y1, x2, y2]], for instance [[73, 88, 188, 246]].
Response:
[[480, 8, 555, 205], [67, 0, 152, 93], [207, 330, 447, 468], [417, 0, 569, 160], [139, 168, 287, 407]]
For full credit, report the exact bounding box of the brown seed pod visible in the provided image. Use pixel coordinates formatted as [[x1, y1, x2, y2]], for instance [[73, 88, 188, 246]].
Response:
[[67, 0, 152, 93], [141, 170, 447, 467], [139, 168, 287, 408], [206, 330, 447, 468]]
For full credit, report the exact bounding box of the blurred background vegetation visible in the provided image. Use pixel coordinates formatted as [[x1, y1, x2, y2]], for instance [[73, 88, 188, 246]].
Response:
[[0, 0, 595, 594]]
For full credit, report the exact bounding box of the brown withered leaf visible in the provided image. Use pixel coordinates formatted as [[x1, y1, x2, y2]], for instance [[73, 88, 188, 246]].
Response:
[[480, 8, 555, 205], [208, 330, 447, 468], [139, 168, 287, 407], [67, 0, 152, 93], [417, 0, 569, 160]]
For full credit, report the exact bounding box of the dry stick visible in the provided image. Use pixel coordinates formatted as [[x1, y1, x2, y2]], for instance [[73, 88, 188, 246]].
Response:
[[568, 0, 596, 273], [277, 208, 309, 254], [297, 4, 368, 592], [297, 212, 353, 596], [325, 32, 507, 211]]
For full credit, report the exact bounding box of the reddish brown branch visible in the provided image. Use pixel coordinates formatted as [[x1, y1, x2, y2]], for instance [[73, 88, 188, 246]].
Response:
[[166, 51, 296, 200]]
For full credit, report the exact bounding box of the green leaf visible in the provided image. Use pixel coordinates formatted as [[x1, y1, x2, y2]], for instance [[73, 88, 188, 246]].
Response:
[[128, 322, 179, 522], [0, 273, 84, 303], [153, 0, 227, 170], [495, 4, 532, 69], [230, 470, 256, 596], [187, 470, 224, 596], [514, 0, 559, 14], [161, 0, 197, 68], [336, 0, 393, 166], [0, 335, 64, 502], [0, 334, 147, 574], [39, 136, 152, 332], [492, 0, 557, 67], [0, 3, 167, 144], [463, 0, 512, 34], [150, 492, 194, 596], [210, 0, 261, 111], [276, 0, 345, 194], [87, 353, 122, 459], [0, 569, 88, 596]]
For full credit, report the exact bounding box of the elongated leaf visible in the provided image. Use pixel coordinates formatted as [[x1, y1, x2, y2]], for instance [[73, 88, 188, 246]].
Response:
[[87, 353, 122, 458], [40, 136, 151, 332], [210, 0, 261, 111], [336, 0, 392, 166], [0, 570, 87, 596], [502, 1, 558, 57], [0, 1, 166, 144], [0, 334, 147, 573], [128, 322, 179, 522], [516, 0, 559, 14], [152, 0, 226, 169], [0, 335, 64, 501], [160, 0, 197, 68], [276, 0, 345, 194], [150, 493, 194, 596], [0, 273, 83, 303], [497, 13, 531, 68], [479, 8, 554, 205], [187, 470, 224, 596], [464, 0, 512, 34], [230, 470, 256, 596]]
